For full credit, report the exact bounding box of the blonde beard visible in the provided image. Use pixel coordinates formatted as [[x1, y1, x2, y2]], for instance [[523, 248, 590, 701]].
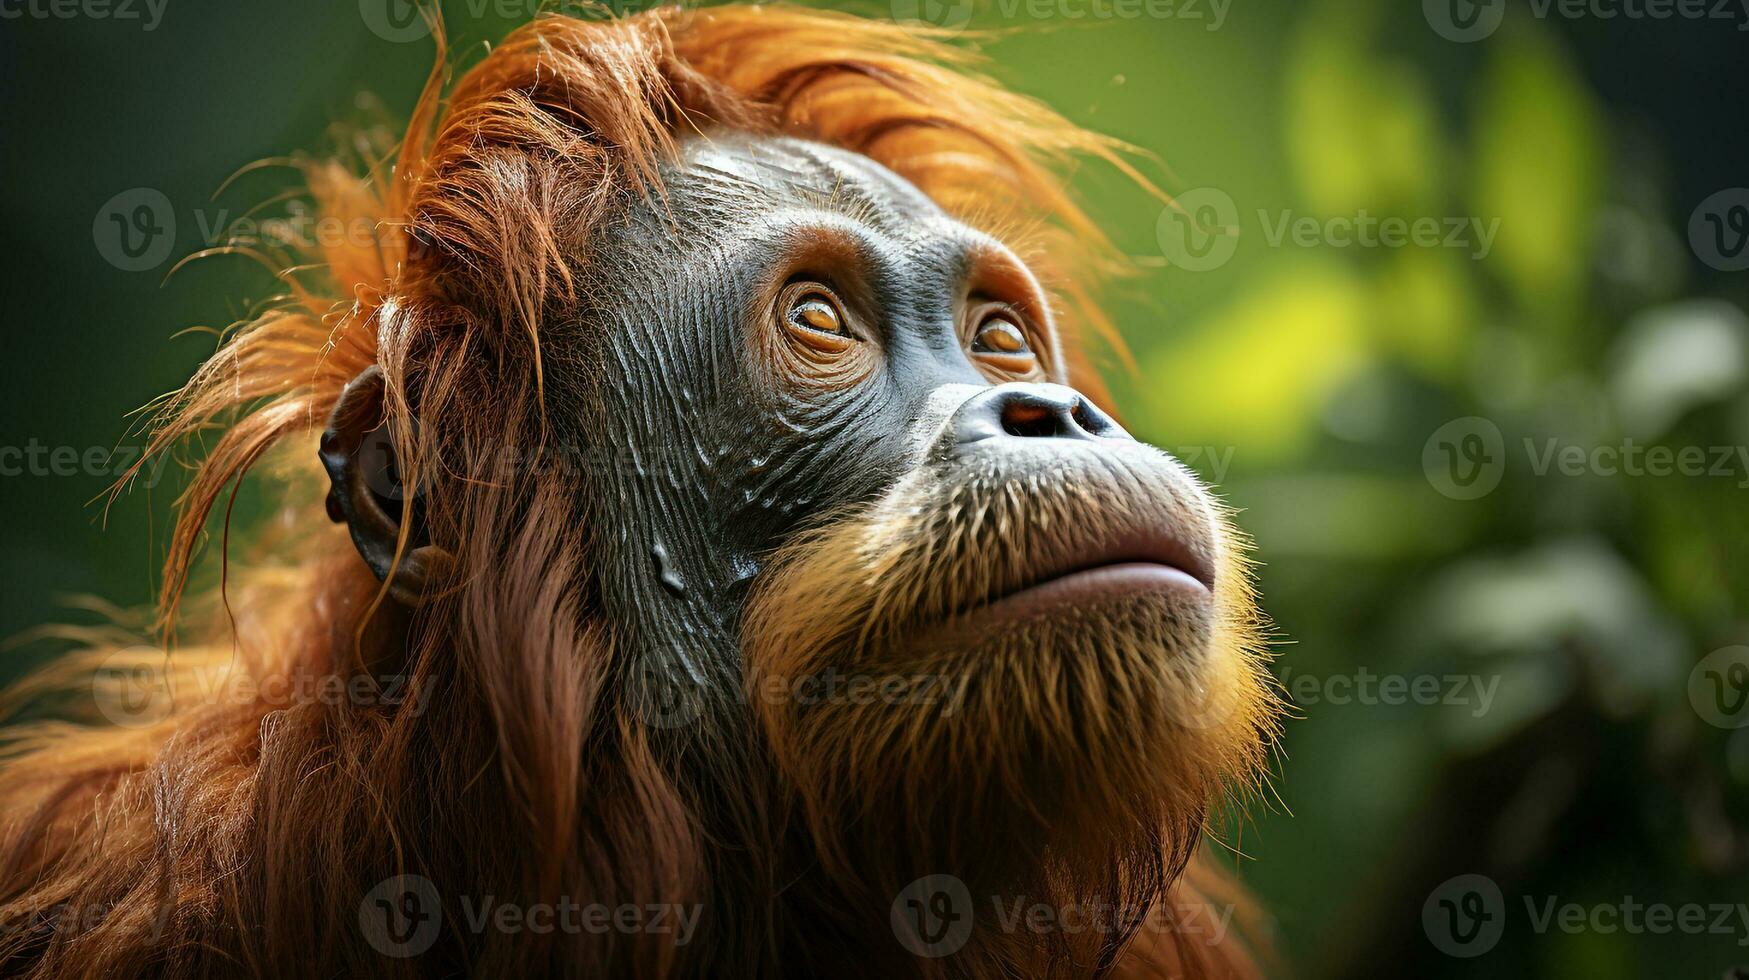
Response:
[[740, 451, 1280, 973]]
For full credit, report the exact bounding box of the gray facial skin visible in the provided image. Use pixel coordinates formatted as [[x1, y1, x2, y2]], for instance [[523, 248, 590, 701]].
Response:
[[563, 134, 1077, 718], [320, 129, 1236, 974]]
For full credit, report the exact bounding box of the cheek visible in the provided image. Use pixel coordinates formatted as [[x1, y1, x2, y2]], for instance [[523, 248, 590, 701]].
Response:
[[751, 298, 881, 395], [724, 384, 913, 536], [732, 329, 923, 525]]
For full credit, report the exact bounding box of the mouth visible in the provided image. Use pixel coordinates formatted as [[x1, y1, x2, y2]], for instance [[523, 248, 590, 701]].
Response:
[[949, 525, 1216, 630]]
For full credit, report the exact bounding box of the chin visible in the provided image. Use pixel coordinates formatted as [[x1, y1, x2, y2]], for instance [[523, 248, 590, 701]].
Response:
[[742, 446, 1279, 895]]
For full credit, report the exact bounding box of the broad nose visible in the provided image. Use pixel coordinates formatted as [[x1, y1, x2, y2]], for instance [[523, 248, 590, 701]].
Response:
[[949, 382, 1130, 447]]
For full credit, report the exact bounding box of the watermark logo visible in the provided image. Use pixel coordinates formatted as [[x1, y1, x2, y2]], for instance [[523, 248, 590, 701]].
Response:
[[1690, 646, 1749, 729], [91, 646, 178, 728], [1158, 193, 1499, 272], [1689, 188, 1749, 273], [358, 422, 419, 503], [361, 0, 660, 42], [1428, 0, 1749, 42], [0, 0, 167, 30], [359, 874, 443, 958], [1423, 873, 1506, 957], [92, 194, 422, 273], [890, 0, 1228, 35], [633, 657, 708, 730], [357, 876, 701, 957], [892, 875, 975, 958], [1424, 876, 1749, 956], [1426, 420, 1749, 499], [1259, 210, 1499, 259], [639, 662, 971, 731], [1423, 0, 1506, 42], [0, 440, 177, 487], [890, 0, 976, 32], [93, 188, 175, 273], [1, 900, 173, 943], [359, 0, 430, 43], [1279, 667, 1501, 718], [1156, 187, 1240, 272], [888, 878, 1238, 959], [1422, 417, 1506, 501], [91, 651, 431, 729]]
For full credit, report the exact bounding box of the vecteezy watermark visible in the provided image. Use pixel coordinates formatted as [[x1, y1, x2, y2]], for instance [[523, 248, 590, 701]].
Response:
[[433, 441, 1237, 490], [1257, 210, 1499, 259], [1156, 188, 1500, 272], [1690, 188, 1749, 273], [0, 899, 174, 943], [1425, 0, 1749, 43], [93, 188, 176, 273], [1277, 666, 1502, 718], [0, 0, 167, 31], [1156, 188, 1240, 272], [91, 646, 433, 728], [1519, 436, 1748, 483], [1690, 646, 1749, 730], [1423, 874, 1506, 957], [1424, 874, 1749, 957], [1421, 0, 1507, 41], [890, 0, 1229, 36], [359, 0, 659, 43], [891, 875, 1236, 958], [1422, 417, 1507, 501], [358, 875, 702, 958], [93, 194, 414, 274], [0, 440, 177, 487], [1162, 444, 1237, 483], [750, 666, 969, 715], [359, 875, 444, 958], [634, 660, 973, 731], [892, 875, 977, 957], [1422, 417, 1749, 500]]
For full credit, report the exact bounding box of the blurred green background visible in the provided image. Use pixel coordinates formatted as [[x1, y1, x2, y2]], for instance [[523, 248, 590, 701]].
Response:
[[2, 0, 1747, 975]]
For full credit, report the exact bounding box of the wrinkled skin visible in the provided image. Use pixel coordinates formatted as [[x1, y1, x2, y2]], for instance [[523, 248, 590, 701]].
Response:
[[561, 134, 1220, 729], [572, 135, 1033, 682], [329, 132, 1263, 975]]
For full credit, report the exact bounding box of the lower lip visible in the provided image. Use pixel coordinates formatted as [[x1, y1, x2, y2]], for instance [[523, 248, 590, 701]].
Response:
[[968, 561, 1211, 622], [1000, 563, 1217, 609], [908, 562, 1210, 649]]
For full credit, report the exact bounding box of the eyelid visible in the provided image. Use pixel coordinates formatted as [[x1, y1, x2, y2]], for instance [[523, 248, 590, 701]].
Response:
[[794, 297, 843, 334], [777, 280, 860, 353], [973, 318, 1030, 353], [959, 239, 1058, 366], [963, 299, 1046, 381], [761, 272, 882, 388], [966, 300, 1038, 348], [765, 219, 889, 342]]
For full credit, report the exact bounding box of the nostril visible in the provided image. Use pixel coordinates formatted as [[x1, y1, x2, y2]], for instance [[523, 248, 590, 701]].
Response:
[[1000, 400, 1065, 439], [1069, 400, 1098, 435], [948, 382, 1128, 450]]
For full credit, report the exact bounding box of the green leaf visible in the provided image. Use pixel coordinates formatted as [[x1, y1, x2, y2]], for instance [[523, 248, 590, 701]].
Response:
[[1472, 24, 1603, 323], [1134, 261, 1371, 460]]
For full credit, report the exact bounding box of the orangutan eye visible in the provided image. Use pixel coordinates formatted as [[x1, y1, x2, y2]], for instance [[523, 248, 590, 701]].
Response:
[[792, 296, 842, 334], [972, 316, 1030, 355], [781, 284, 856, 351]]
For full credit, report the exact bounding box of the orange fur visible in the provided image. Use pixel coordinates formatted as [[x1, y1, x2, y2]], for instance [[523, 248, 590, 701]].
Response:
[[0, 7, 1269, 978]]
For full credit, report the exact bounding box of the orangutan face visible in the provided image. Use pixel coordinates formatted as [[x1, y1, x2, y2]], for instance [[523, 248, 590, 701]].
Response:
[[562, 134, 1269, 882], [22, 10, 1281, 979], [324, 129, 1270, 906]]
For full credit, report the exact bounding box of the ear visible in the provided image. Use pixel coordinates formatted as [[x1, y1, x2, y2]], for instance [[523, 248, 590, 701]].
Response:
[[319, 366, 450, 607]]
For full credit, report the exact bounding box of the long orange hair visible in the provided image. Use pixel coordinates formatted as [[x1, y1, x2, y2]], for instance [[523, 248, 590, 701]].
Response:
[[0, 7, 1259, 978]]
